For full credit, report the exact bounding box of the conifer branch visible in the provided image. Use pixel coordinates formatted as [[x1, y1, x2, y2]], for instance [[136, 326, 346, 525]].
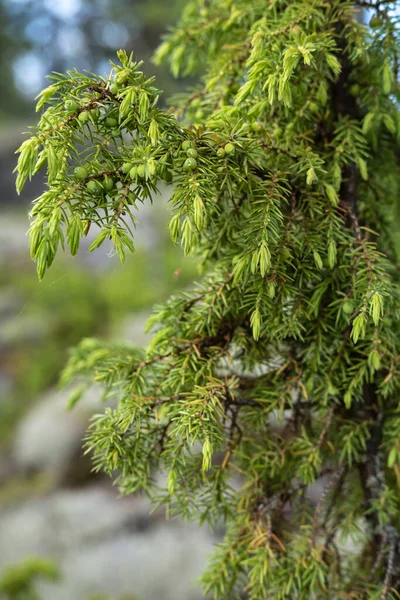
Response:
[[15, 2, 400, 597]]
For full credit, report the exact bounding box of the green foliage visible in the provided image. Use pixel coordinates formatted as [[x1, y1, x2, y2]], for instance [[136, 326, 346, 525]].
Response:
[[0, 557, 137, 600], [16, 1, 400, 598], [0, 557, 59, 600]]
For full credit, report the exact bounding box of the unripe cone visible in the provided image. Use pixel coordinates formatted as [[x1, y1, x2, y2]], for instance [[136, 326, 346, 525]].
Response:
[[64, 99, 79, 112], [86, 180, 101, 194], [74, 167, 88, 180], [343, 301, 355, 315], [78, 111, 89, 124], [182, 140, 194, 151], [106, 117, 118, 127], [184, 158, 197, 170], [90, 109, 100, 122], [370, 16, 383, 29], [103, 175, 114, 191]]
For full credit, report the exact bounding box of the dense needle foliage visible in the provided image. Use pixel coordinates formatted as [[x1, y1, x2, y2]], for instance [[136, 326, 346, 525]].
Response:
[[15, 1, 400, 598]]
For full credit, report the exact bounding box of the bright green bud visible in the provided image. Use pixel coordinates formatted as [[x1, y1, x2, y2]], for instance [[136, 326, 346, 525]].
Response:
[[129, 166, 138, 179], [313, 250, 323, 270], [148, 158, 157, 177], [224, 143, 235, 155], [267, 283, 275, 299], [137, 164, 146, 178], [121, 162, 133, 174], [187, 148, 198, 158], [148, 120, 159, 146], [217, 148, 226, 158]]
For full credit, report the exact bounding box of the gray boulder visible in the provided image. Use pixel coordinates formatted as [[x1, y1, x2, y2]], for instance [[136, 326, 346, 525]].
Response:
[[0, 485, 214, 600], [12, 386, 102, 486]]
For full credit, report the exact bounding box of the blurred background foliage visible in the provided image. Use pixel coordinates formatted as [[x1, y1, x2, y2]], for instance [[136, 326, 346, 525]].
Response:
[[0, 3, 211, 599], [0, 0, 187, 205], [1, 0, 186, 119], [0, 0, 192, 447]]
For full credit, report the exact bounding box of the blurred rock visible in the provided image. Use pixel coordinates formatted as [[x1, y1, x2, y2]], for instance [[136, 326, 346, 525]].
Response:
[[0, 373, 13, 401], [0, 288, 24, 319], [116, 311, 152, 347], [12, 386, 102, 486], [1, 314, 51, 349], [0, 215, 30, 262], [0, 485, 214, 600]]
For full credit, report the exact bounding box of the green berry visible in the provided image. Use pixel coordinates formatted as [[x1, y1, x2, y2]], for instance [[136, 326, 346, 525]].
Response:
[[182, 140, 194, 151], [251, 122, 262, 132], [74, 167, 88, 180], [343, 301, 354, 315], [217, 148, 226, 158], [89, 109, 100, 122], [126, 192, 137, 206], [162, 170, 173, 183], [78, 111, 89, 124], [224, 142, 235, 155], [110, 83, 120, 95], [370, 16, 383, 29], [103, 175, 114, 191], [187, 148, 198, 158], [129, 166, 138, 179], [121, 162, 133, 174], [349, 84, 360, 97], [184, 158, 197, 170], [86, 180, 101, 194], [195, 109, 204, 120], [64, 99, 80, 112], [111, 128, 121, 137], [106, 117, 118, 127], [137, 164, 146, 178]]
